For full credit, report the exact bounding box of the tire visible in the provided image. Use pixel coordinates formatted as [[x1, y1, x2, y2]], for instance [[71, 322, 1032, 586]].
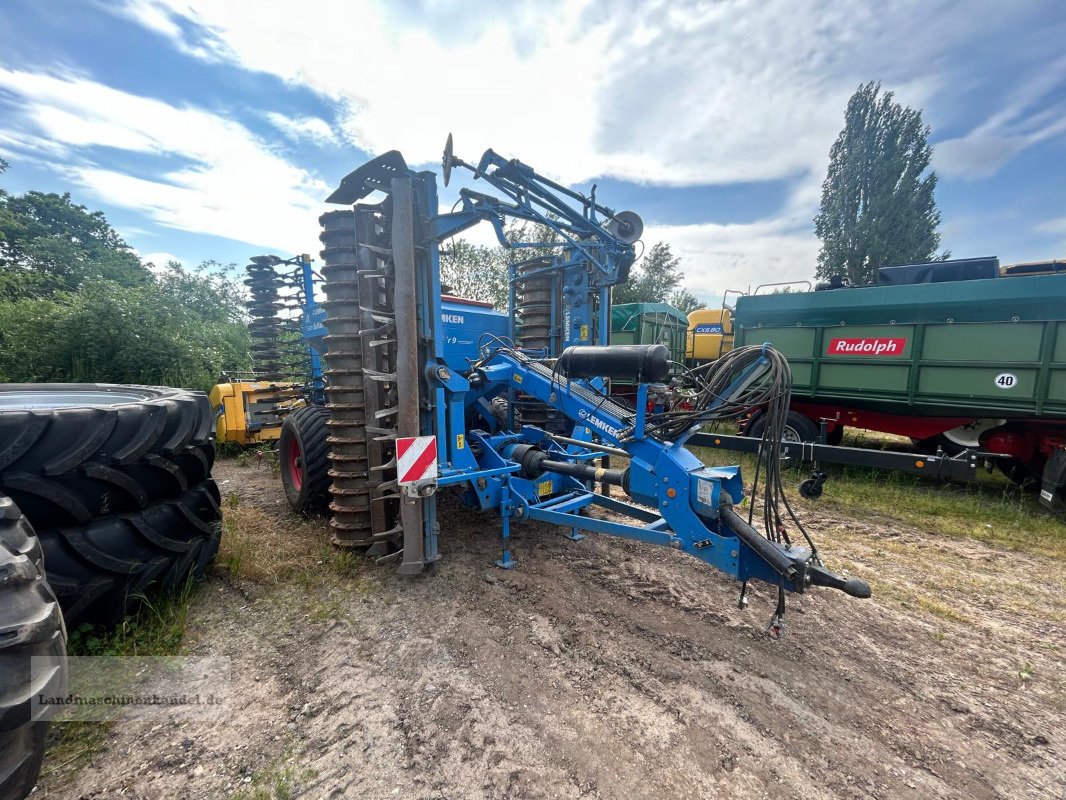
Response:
[[0, 385, 218, 630], [0, 495, 66, 800], [1, 442, 215, 529], [279, 406, 330, 515], [746, 411, 821, 444], [36, 481, 222, 629], [0, 384, 212, 475]]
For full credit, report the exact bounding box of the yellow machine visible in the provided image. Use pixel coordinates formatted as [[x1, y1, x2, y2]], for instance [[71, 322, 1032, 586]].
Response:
[[209, 379, 303, 445], [686, 307, 734, 364]]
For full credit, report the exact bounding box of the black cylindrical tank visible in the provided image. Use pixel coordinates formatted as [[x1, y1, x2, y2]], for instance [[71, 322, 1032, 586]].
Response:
[[557, 344, 671, 383]]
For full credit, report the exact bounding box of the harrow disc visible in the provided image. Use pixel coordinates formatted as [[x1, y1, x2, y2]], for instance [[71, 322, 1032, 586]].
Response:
[[318, 208, 402, 553]]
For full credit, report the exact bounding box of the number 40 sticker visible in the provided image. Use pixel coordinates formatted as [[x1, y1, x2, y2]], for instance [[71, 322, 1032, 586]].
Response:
[[995, 372, 1018, 389]]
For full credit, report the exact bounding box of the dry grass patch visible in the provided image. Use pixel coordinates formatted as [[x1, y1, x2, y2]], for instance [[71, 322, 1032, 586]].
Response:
[[216, 499, 323, 583]]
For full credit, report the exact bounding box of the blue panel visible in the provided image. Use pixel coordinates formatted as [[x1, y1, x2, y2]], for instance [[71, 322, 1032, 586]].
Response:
[[440, 298, 509, 371]]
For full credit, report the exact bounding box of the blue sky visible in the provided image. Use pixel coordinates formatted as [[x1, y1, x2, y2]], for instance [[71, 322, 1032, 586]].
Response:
[[0, 0, 1064, 304]]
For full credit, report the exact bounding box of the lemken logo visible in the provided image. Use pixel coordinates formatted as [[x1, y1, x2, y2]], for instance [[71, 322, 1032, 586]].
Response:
[[442, 313, 464, 324], [577, 409, 621, 438], [827, 337, 907, 356]]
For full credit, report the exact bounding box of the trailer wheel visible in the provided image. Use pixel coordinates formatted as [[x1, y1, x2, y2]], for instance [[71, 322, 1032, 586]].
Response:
[[279, 406, 330, 515], [746, 411, 821, 444], [0, 495, 66, 800]]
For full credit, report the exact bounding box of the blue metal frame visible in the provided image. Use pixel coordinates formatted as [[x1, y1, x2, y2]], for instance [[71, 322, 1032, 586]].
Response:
[[323, 148, 821, 598]]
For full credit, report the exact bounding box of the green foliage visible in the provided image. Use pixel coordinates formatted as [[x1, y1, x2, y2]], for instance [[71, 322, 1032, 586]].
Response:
[[0, 261, 251, 391], [669, 288, 704, 314], [440, 238, 509, 308], [0, 189, 150, 299], [0, 167, 249, 390], [814, 82, 948, 285], [439, 220, 559, 310], [613, 242, 701, 313]]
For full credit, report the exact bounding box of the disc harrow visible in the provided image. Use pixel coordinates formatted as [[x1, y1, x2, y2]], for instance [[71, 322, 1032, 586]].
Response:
[[245, 257, 285, 381], [318, 207, 403, 553]]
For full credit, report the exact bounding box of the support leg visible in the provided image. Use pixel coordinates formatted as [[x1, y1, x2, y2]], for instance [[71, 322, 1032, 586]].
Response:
[[495, 480, 518, 569]]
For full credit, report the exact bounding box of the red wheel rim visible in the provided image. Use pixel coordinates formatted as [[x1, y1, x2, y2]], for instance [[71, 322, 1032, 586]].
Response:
[[287, 438, 303, 491]]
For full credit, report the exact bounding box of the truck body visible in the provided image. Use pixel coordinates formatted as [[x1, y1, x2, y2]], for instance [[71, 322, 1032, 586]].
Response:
[[734, 263, 1066, 482]]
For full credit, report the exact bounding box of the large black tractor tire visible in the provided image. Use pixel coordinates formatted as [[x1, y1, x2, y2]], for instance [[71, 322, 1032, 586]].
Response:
[[279, 406, 330, 515], [37, 482, 222, 629], [0, 495, 66, 800], [0, 384, 220, 630], [0, 384, 212, 475], [0, 442, 214, 529]]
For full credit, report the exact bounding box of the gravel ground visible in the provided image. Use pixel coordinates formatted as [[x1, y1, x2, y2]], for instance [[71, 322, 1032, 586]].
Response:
[[40, 459, 1065, 800]]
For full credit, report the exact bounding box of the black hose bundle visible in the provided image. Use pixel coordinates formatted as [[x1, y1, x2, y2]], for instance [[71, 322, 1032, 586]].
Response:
[[638, 345, 788, 441], [638, 345, 819, 560]]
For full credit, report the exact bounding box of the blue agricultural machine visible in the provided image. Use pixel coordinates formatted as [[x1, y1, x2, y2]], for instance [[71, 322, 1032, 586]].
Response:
[[251, 138, 868, 634]]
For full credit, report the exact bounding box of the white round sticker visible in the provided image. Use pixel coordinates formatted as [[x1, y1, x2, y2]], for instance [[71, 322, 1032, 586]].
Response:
[[994, 373, 1018, 390]]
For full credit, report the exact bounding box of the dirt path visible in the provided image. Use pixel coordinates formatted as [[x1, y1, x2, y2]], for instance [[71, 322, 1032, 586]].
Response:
[[41, 460, 1065, 800]]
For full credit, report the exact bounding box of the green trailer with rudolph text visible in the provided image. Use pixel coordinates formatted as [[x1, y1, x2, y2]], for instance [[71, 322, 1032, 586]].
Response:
[[727, 259, 1066, 509]]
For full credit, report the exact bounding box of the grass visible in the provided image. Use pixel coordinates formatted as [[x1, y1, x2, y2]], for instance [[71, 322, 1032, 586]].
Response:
[[230, 757, 317, 800], [216, 500, 322, 583], [689, 428, 1066, 560]]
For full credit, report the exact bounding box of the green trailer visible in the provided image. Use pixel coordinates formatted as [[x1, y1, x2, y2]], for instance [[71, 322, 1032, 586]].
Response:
[[733, 268, 1066, 503], [609, 303, 688, 382]]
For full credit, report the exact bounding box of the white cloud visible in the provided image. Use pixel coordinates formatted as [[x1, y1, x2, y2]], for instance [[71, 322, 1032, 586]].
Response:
[[0, 68, 329, 252], [264, 112, 340, 147], [1036, 216, 1066, 236], [934, 57, 1066, 180], [109, 0, 986, 187], [106, 0, 1051, 294], [644, 220, 820, 299], [139, 250, 184, 272]]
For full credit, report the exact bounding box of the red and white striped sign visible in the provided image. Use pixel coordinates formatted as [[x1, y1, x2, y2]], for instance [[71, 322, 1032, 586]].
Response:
[[396, 435, 439, 486]]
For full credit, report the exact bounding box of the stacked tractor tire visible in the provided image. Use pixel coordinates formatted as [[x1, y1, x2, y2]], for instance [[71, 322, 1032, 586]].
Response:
[[0, 384, 221, 799]]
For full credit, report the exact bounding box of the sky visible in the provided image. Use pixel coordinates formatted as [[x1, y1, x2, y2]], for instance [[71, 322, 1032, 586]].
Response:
[[0, 0, 1064, 305]]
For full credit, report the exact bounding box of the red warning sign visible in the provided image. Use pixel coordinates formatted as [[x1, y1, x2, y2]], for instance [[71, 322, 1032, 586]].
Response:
[[396, 435, 439, 486]]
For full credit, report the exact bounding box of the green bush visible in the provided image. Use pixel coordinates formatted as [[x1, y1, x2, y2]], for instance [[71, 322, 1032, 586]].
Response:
[[0, 264, 250, 391]]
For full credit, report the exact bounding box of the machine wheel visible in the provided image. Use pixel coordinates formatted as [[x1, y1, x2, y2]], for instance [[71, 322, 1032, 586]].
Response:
[[746, 411, 820, 444], [0, 384, 219, 630], [798, 478, 824, 499], [279, 406, 330, 515], [35, 481, 222, 629], [0, 495, 66, 800]]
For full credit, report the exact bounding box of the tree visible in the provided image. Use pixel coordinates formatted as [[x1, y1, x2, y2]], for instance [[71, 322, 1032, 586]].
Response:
[[439, 220, 559, 310], [439, 239, 509, 309], [613, 242, 695, 306], [814, 82, 948, 285], [0, 261, 250, 391], [669, 288, 704, 314], [0, 190, 150, 299]]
